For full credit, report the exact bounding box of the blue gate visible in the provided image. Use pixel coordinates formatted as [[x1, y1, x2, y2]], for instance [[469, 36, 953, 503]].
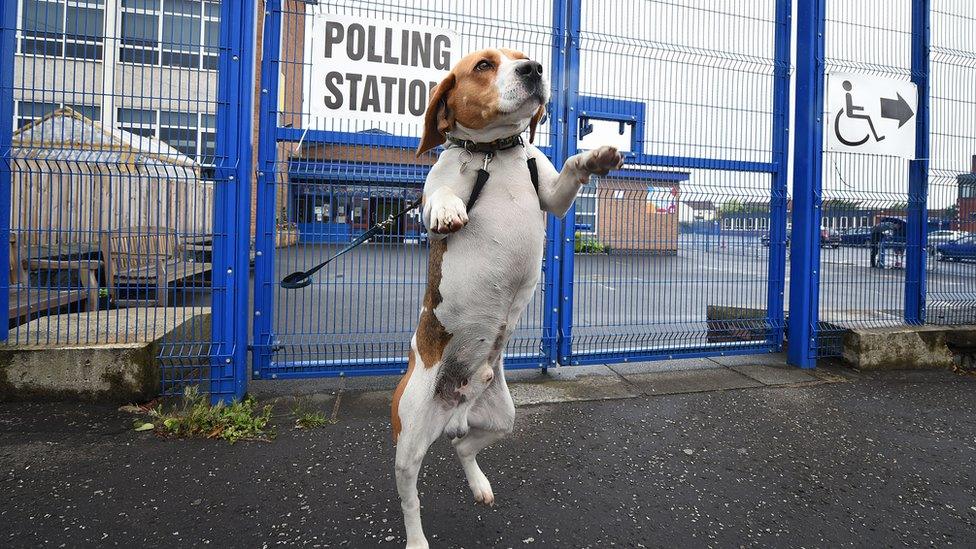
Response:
[[252, 0, 792, 379]]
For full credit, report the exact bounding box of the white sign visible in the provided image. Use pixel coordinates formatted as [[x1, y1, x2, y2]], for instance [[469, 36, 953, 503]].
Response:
[[826, 73, 918, 159], [302, 14, 459, 130]]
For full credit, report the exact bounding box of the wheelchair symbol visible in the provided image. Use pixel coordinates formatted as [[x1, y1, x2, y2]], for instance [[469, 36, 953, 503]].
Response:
[[834, 80, 886, 147]]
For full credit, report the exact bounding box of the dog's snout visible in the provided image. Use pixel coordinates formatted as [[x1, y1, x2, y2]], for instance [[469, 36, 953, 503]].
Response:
[[516, 61, 543, 79]]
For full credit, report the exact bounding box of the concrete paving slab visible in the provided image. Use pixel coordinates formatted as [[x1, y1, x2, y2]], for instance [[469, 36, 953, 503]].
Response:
[[730, 364, 818, 386], [622, 367, 762, 395], [607, 357, 720, 375], [708, 352, 789, 367], [509, 372, 640, 406]]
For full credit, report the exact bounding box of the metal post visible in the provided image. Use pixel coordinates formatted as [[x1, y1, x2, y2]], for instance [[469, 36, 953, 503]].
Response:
[[767, 0, 793, 351], [556, 0, 582, 366], [0, 0, 16, 343], [252, 0, 283, 378], [787, 0, 827, 368], [210, 0, 257, 403], [905, 0, 931, 325]]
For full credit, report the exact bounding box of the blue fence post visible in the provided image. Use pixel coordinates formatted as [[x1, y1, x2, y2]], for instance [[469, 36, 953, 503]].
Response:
[[210, 0, 257, 403], [787, 0, 827, 368], [252, 0, 283, 379], [0, 0, 16, 343], [905, 0, 931, 325], [767, 0, 793, 351], [556, 0, 582, 366]]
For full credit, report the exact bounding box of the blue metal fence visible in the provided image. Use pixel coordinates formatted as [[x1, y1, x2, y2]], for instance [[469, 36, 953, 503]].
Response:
[[0, 0, 254, 402], [1, 0, 974, 399]]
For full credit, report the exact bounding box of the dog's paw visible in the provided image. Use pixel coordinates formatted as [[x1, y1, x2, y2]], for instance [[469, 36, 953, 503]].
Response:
[[582, 145, 625, 176], [426, 191, 468, 234], [467, 469, 495, 506], [405, 539, 430, 549]]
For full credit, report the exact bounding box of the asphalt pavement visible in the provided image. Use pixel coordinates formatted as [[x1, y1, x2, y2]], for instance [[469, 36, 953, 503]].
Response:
[[3, 360, 976, 547], [265, 237, 976, 365]]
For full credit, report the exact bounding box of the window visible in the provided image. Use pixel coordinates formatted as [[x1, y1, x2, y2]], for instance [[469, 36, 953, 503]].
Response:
[[117, 107, 157, 136], [120, 0, 219, 70], [16, 100, 100, 127], [118, 107, 216, 167], [575, 180, 598, 234], [840, 216, 849, 229], [20, 0, 105, 60], [860, 216, 868, 227]]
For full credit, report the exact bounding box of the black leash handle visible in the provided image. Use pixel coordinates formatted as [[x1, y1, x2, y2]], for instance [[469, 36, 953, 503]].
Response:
[[280, 197, 423, 289]]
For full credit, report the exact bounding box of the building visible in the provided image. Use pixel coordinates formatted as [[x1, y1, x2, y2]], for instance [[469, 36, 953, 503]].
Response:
[[958, 155, 976, 232], [13, 0, 220, 177]]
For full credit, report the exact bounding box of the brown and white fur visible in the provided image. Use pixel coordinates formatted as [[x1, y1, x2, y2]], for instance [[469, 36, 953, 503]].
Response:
[[391, 48, 623, 549]]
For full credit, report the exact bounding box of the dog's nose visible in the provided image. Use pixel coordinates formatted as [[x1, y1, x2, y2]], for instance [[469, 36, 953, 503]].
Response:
[[516, 61, 543, 78]]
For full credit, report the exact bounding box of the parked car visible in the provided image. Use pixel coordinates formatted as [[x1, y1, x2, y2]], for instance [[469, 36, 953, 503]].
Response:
[[936, 235, 976, 262], [759, 230, 839, 248], [840, 227, 872, 247], [927, 230, 968, 252], [820, 228, 841, 249]]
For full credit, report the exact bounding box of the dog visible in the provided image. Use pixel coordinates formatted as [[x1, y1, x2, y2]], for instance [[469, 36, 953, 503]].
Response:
[[391, 48, 624, 548]]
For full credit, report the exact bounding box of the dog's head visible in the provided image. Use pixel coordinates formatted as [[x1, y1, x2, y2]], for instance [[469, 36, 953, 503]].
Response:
[[416, 48, 550, 156]]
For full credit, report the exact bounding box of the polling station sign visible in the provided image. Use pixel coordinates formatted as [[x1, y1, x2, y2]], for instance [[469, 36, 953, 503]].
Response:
[[302, 14, 459, 131]]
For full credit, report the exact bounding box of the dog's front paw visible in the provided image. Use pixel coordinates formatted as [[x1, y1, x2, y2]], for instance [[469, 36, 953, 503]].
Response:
[[582, 145, 625, 176], [426, 191, 468, 234]]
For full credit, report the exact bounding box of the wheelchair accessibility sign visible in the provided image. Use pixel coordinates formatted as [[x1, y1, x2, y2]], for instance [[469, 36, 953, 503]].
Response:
[[827, 73, 917, 159]]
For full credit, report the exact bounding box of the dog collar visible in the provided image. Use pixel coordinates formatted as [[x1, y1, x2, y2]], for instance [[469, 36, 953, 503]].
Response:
[[444, 133, 524, 153]]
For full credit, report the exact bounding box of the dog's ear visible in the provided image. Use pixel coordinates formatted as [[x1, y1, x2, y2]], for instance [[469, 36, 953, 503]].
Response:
[[417, 73, 457, 157], [528, 104, 546, 143]]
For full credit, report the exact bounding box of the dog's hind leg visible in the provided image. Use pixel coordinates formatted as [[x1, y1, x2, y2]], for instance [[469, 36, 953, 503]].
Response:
[[453, 364, 515, 506], [394, 348, 449, 549]]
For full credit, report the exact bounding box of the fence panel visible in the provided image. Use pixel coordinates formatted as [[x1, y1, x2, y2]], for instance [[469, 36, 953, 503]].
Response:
[[805, 0, 918, 357], [926, 0, 976, 325], [561, 0, 791, 364], [253, 0, 560, 379], [0, 0, 254, 400]]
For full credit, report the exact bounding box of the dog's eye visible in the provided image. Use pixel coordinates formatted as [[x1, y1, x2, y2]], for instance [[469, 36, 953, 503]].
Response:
[[475, 60, 494, 71]]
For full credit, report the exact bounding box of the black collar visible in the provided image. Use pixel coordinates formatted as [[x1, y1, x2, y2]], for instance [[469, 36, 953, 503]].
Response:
[[444, 133, 524, 153]]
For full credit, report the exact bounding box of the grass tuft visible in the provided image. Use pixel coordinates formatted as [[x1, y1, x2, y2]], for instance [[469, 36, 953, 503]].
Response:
[[141, 387, 275, 443], [290, 399, 332, 429]]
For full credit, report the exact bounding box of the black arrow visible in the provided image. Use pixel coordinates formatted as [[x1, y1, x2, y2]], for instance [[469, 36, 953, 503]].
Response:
[[880, 93, 914, 128]]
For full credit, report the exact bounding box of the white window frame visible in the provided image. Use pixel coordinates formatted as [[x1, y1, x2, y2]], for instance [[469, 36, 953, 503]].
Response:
[[117, 107, 216, 165], [15, 99, 101, 129], [17, 0, 106, 61], [119, 0, 219, 71], [576, 182, 599, 235]]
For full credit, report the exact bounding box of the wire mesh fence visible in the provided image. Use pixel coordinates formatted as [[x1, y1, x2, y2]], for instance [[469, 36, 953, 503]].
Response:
[[926, 0, 976, 325], [1, 0, 251, 397], [564, 0, 789, 362], [253, 0, 558, 378], [1, 0, 974, 397]]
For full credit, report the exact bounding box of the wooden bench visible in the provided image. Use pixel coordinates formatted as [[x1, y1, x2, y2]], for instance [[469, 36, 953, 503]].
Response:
[[8, 234, 100, 327], [100, 228, 213, 307]]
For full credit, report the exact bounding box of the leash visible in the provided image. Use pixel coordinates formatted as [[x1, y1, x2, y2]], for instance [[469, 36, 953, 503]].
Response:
[[280, 137, 540, 290]]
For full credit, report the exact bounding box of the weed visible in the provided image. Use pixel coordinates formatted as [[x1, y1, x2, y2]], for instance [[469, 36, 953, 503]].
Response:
[[144, 387, 275, 443], [290, 399, 332, 429]]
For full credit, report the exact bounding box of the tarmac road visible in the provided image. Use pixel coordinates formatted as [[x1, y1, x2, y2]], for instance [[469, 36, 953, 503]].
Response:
[[2, 365, 975, 547]]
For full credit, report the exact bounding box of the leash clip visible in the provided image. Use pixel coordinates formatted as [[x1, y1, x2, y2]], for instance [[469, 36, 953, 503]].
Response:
[[482, 151, 494, 171], [458, 148, 473, 173]]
